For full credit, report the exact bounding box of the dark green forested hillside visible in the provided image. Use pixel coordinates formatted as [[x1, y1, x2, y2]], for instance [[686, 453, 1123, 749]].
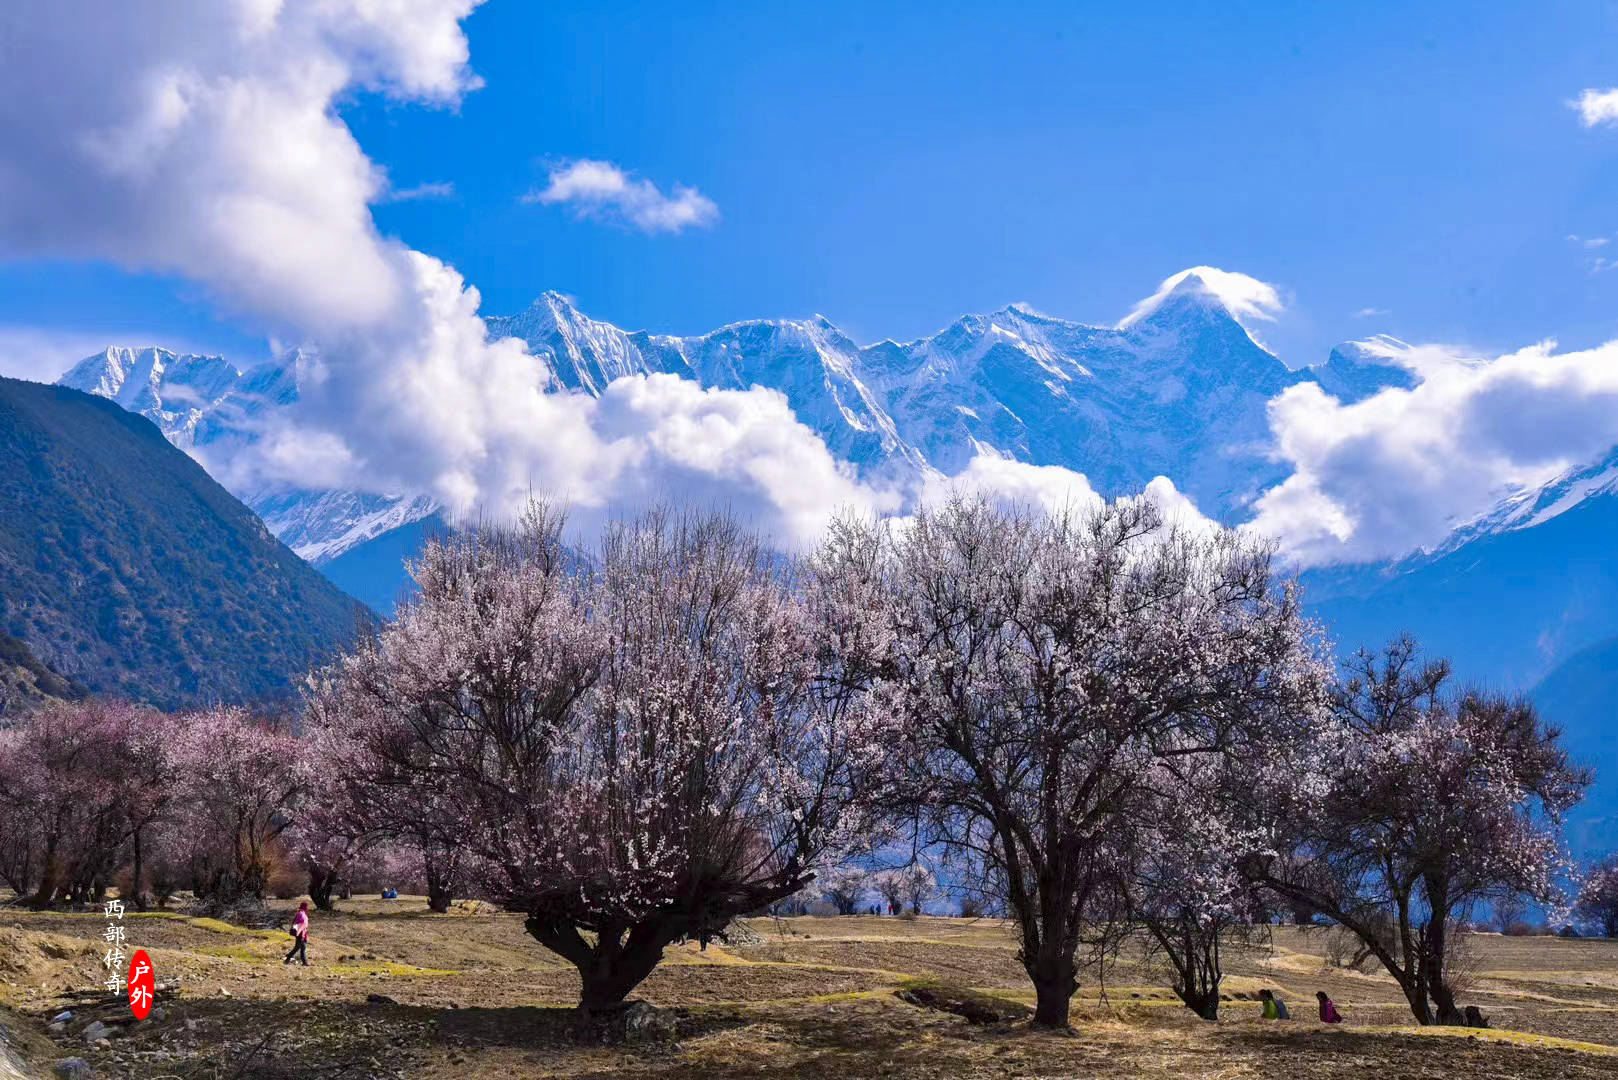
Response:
[[0, 376, 369, 713]]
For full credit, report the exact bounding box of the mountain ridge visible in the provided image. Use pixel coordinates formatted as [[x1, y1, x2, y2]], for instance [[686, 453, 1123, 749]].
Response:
[[0, 376, 369, 712], [65, 275, 1357, 568]]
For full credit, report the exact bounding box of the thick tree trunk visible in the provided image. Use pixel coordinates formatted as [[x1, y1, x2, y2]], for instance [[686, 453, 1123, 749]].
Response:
[[1027, 945, 1077, 1028], [1420, 885, 1463, 1025], [577, 942, 666, 1012], [1429, 979, 1462, 1025], [424, 849, 454, 913], [130, 829, 147, 912], [1176, 988, 1220, 1021], [28, 873, 56, 911], [308, 865, 338, 912], [1398, 979, 1434, 1025], [526, 915, 672, 1014]]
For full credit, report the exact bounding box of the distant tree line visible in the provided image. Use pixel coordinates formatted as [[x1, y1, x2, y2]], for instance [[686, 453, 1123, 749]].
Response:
[[0, 496, 1602, 1029]]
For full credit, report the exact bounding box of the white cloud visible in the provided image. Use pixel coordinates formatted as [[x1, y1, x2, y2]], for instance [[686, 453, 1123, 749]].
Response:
[[1248, 338, 1618, 566], [1572, 88, 1618, 127], [1354, 307, 1389, 318], [0, 1, 866, 550], [526, 159, 718, 234], [383, 180, 455, 202], [1119, 266, 1286, 329], [912, 454, 1220, 539], [918, 454, 1105, 517]]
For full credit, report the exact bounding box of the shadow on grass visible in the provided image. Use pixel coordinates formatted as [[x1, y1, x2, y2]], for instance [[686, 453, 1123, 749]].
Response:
[[1217, 1024, 1618, 1079]]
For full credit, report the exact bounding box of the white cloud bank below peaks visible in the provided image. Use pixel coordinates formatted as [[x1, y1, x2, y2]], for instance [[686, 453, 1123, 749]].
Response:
[[1250, 337, 1618, 567]]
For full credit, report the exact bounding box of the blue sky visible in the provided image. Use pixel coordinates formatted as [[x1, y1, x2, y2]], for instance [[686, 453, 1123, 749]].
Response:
[[8, 0, 1618, 376]]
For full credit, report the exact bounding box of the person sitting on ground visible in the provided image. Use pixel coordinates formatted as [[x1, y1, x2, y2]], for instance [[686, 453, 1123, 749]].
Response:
[[283, 901, 310, 966], [1315, 990, 1344, 1023], [1259, 988, 1290, 1019], [1464, 1005, 1490, 1028]]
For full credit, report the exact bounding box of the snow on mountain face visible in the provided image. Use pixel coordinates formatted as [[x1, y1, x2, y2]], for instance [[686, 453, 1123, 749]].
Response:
[[60, 270, 1340, 563], [486, 294, 926, 483], [490, 274, 1303, 519], [58, 349, 436, 565], [861, 286, 1306, 514], [1304, 336, 1421, 404], [60, 347, 239, 446], [1432, 444, 1618, 556]]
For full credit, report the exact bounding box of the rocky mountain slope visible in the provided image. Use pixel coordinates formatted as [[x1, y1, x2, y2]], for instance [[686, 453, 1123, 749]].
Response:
[[0, 376, 368, 712]]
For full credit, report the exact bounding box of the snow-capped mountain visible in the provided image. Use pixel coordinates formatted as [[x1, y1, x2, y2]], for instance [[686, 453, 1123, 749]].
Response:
[[1441, 444, 1618, 554], [60, 346, 239, 446], [487, 294, 928, 485], [58, 346, 435, 563], [57, 270, 1425, 569], [492, 270, 1314, 519], [1307, 335, 1421, 404]]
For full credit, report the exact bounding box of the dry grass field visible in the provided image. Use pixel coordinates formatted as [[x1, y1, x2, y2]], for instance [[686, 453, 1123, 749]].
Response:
[[3, 896, 1618, 1079]]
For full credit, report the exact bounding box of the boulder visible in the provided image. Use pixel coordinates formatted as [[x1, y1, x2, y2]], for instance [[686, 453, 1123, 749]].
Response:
[[79, 1023, 108, 1046], [52, 1060, 93, 1080]]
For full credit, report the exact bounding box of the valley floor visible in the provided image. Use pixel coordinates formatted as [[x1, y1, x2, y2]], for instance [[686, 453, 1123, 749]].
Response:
[[3, 899, 1618, 1079]]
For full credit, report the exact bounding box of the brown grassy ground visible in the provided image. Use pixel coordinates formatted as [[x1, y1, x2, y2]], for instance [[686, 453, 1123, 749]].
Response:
[[2, 896, 1617, 1079]]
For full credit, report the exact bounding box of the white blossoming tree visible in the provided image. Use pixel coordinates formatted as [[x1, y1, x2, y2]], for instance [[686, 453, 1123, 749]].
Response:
[[815, 496, 1331, 1027], [1243, 637, 1590, 1025], [1119, 752, 1269, 1021], [1576, 856, 1618, 938], [307, 504, 896, 1012]]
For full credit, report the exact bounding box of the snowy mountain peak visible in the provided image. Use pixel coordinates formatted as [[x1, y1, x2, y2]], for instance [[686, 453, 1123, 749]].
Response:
[[1306, 336, 1421, 404], [64, 272, 1314, 563], [59, 345, 240, 445], [1117, 267, 1285, 352]]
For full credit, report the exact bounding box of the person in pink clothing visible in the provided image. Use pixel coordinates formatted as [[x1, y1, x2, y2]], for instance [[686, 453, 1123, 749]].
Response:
[[1316, 990, 1344, 1023], [283, 902, 310, 966]]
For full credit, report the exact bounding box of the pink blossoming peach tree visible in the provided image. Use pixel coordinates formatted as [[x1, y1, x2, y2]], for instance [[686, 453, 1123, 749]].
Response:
[[305, 504, 899, 1011]]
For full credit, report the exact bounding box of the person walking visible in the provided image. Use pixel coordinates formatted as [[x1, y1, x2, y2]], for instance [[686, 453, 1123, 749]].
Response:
[[284, 901, 310, 966], [1316, 990, 1344, 1023]]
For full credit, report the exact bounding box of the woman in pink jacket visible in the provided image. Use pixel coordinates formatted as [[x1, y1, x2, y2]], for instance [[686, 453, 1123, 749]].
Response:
[[283, 902, 310, 966]]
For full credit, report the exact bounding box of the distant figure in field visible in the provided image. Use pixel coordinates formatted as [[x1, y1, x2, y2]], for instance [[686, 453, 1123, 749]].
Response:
[[1258, 988, 1290, 1019], [1316, 991, 1344, 1023], [284, 901, 310, 966], [1464, 1005, 1490, 1028]]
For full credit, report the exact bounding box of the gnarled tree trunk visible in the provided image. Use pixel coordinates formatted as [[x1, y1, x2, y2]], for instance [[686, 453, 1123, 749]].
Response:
[[307, 863, 340, 911], [526, 915, 675, 1013]]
